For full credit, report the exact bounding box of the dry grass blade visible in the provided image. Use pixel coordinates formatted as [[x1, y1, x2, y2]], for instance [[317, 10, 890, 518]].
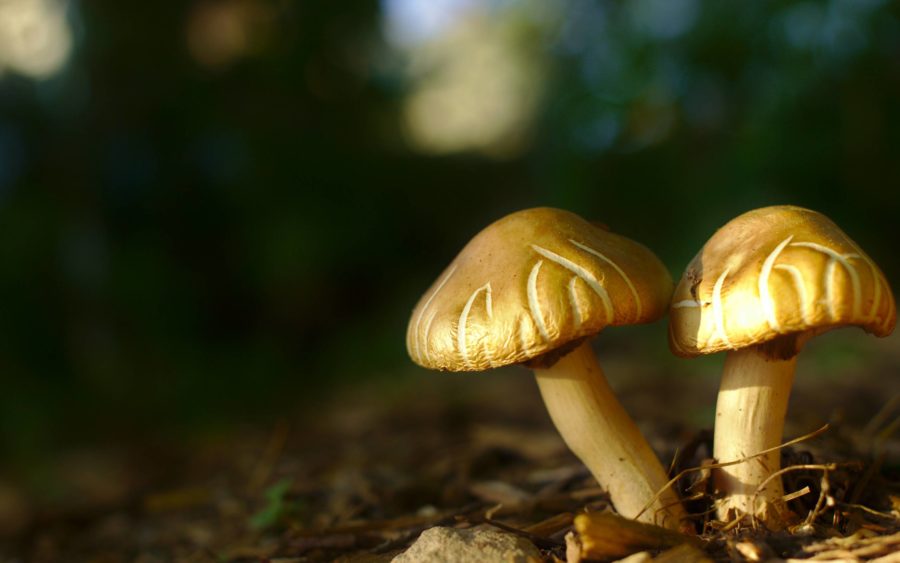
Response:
[[837, 502, 898, 521], [635, 424, 830, 522], [782, 486, 812, 504], [481, 517, 567, 549], [794, 529, 900, 560], [522, 512, 574, 537], [863, 395, 900, 436], [747, 463, 857, 529]]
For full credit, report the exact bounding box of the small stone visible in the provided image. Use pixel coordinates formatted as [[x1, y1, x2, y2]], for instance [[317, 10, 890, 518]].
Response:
[[391, 526, 542, 563]]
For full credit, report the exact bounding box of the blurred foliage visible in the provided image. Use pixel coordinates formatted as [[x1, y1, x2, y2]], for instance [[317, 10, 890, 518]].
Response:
[[0, 0, 898, 461], [249, 477, 294, 531]]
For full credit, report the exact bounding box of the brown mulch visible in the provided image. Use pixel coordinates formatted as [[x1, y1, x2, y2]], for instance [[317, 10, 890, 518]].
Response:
[[2, 333, 899, 562]]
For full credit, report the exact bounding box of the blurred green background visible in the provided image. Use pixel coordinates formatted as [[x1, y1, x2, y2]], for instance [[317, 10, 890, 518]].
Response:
[[1, 0, 899, 464]]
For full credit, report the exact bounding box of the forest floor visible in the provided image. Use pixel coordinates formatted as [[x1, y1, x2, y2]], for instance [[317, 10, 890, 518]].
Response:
[[2, 333, 899, 562]]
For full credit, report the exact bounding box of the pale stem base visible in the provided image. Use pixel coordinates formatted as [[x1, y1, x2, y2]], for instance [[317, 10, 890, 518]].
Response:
[[713, 347, 797, 529], [533, 342, 687, 532]]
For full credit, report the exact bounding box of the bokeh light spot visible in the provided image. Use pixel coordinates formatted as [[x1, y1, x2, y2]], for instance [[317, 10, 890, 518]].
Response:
[[0, 0, 73, 80], [381, 0, 478, 47], [628, 0, 698, 40], [382, 1, 554, 157], [186, 0, 273, 70]]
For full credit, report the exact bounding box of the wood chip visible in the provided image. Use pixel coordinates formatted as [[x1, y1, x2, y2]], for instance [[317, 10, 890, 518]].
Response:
[[573, 512, 700, 559]]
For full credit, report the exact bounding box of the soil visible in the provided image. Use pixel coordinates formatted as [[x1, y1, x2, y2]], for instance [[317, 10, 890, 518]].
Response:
[[2, 331, 898, 562]]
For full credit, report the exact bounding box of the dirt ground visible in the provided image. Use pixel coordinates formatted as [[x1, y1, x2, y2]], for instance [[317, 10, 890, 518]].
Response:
[[2, 329, 899, 562]]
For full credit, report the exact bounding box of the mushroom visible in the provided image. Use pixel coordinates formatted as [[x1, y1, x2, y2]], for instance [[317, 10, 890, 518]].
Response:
[[407, 207, 688, 531], [668, 205, 896, 529]]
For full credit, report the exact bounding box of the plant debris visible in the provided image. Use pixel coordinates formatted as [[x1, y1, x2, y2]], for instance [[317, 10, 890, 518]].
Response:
[[1, 351, 898, 562]]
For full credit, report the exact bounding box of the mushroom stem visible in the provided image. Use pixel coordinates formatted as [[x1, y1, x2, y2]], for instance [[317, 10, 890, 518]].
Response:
[[533, 341, 688, 532], [713, 347, 797, 529]]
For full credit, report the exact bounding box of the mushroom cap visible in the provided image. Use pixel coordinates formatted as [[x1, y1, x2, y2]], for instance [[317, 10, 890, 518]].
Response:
[[407, 207, 674, 371], [669, 205, 896, 358]]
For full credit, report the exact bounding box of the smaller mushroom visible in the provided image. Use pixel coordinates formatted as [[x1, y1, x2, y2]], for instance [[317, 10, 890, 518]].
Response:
[[407, 208, 687, 531], [669, 205, 896, 529]]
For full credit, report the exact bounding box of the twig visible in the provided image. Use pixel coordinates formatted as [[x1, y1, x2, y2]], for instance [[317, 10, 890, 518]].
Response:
[[482, 517, 566, 549], [863, 394, 900, 436], [805, 469, 830, 526], [367, 502, 485, 554], [747, 462, 861, 529], [668, 446, 681, 478], [719, 512, 746, 533], [836, 502, 899, 520], [635, 424, 830, 522], [782, 486, 812, 504]]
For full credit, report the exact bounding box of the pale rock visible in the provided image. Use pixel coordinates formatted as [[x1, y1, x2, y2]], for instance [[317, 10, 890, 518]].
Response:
[[391, 526, 541, 563]]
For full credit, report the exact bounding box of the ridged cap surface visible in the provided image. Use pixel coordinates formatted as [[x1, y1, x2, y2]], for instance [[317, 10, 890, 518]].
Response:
[[669, 206, 896, 357], [407, 207, 673, 371]]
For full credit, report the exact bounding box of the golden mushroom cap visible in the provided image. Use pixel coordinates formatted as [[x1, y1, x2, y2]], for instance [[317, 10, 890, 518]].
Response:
[[407, 207, 674, 371], [669, 205, 896, 358]]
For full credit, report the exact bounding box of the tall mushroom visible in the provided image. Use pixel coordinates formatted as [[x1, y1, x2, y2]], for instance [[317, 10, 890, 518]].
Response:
[[669, 205, 896, 529], [407, 207, 688, 531]]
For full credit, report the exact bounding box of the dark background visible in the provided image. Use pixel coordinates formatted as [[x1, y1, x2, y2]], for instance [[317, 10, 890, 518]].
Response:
[[1, 0, 899, 470]]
